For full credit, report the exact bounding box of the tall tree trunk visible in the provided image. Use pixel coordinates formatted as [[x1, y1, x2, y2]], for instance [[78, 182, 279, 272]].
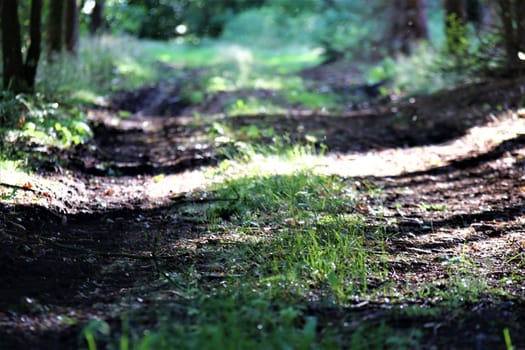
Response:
[[1, 0, 42, 92], [89, 0, 105, 35], [48, 0, 64, 55], [498, 0, 518, 66], [21, 0, 43, 91], [64, 0, 79, 55], [409, 0, 429, 41], [390, 0, 429, 55], [1, 0, 24, 91], [514, 0, 525, 54]]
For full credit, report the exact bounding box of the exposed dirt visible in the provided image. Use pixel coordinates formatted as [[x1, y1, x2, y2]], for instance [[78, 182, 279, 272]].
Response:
[[1, 64, 525, 349]]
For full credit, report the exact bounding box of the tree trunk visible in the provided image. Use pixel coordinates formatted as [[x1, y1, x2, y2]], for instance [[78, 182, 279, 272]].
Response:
[[1, 0, 24, 90], [48, 0, 64, 55], [89, 0, 104, 35], [1, 0, 42, 92], [514, 0, 525, 53], [498, 0, 518, 66], [408, 0, 429, 41], [21, 0, 43, 91], [390, 0, 429, 55], [64, 0, 79, 55]]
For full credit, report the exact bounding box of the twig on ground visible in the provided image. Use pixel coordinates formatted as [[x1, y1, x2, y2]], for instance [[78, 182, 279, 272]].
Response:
[[0, 182, 39, 193], [41, 236, 174, 260], [170, 188, 240, 205]]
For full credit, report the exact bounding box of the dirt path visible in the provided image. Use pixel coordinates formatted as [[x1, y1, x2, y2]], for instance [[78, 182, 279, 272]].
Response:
[[1, 76, 525, 349]]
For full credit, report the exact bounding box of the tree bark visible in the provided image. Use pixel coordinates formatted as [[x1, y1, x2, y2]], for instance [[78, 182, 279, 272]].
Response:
[[89, 0, 105, 35], [21, 0, 43, 90], [64, 0, 79, 55], [390, 0, 428, 54], [498, 0, 518, 66], [48, 0, 64, 55], [1, 0, 42, 92], [1, 0, 24, 90], [514, 0, 525, 53]]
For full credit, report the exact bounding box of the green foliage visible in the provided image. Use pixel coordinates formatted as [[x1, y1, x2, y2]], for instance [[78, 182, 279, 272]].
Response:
[[304, 0, 389, 62], [88, 167, 395, 348], [365, 45, 441, 95], [414, 253, 490, 307], [419, 203, 447, 211], [0, 92, 92, 173], [133, 291, 329, 350], [365, 58, 396, 85], [105, 0, 266, 39], [366, 43, 472, 95], [285, 90, 338, 109], [350, 322, 422, 350], [206, 169, 387, 299], [82, 319, 111, 350], [226, 97, 285, 117], [221, 6, 314, 48], [208, 170, 345, 219], [37, 36, 166, 101], [444, 13, 469, 56], [12, 94, 92, 148], [503, 328, 514, 350], [0, 91, 23, 130]]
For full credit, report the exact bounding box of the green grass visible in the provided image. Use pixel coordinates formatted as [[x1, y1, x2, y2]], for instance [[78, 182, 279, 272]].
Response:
[[2, 34, 329, 174], [2, 32, 512, 348], [0, 93, 92, 172], [132, 290, 333, 350], [80, 140, 518, 348], [82, 167, 397, 349]]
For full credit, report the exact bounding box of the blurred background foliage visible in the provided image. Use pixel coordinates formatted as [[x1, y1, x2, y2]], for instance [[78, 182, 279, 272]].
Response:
[[2, 0, 525, 163]]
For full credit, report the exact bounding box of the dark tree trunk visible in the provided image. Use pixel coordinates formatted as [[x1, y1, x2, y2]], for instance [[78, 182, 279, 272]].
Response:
[[514, 0, 525, 53], [48, 0, 64, 55], [20, 0, 42, 90], [1, 0, 42, 92], [498, 0, 518, 66], [64, 0, 79, 55], [444, 0, 466, 20], [409, 0, 429, 41], [390, 0, 429, 54], [89, 0, 104, 35], [1, 0, 24, 90]]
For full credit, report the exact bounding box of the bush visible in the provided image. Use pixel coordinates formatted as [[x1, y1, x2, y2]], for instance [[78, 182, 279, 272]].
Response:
[[221, 6, 315, 48]]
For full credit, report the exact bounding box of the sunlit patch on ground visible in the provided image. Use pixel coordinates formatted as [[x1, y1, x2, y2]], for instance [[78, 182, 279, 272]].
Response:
[[319, 115, 525, 177]]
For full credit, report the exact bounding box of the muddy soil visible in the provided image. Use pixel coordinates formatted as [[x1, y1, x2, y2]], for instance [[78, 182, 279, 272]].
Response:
[[1, 65, 525, 349]]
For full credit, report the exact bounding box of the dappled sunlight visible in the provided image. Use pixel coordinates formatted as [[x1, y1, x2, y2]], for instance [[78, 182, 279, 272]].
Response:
[[318, 115, 525, 177], [146, 169, 210, 201], [216, 153, 324, 180], [224, 44, 254, 80], [4, 0, 525, 348]]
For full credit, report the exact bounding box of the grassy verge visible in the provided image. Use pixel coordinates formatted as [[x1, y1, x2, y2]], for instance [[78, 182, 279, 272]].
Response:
[[82, 143, 422, 349], [0, 35, 332, 173], [79, 138, 524, 348]]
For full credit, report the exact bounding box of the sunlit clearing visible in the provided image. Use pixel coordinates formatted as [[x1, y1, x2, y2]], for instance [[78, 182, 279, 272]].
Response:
[[215, 153, 324, 182], [318, 115, 525, 178], [146, 170, 209, 200], [70, 89, 101, 105], [0, 161, 24, 180]]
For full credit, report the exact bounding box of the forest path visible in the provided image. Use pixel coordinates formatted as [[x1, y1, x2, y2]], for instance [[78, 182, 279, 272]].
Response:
[[2, 75, 525, 348]]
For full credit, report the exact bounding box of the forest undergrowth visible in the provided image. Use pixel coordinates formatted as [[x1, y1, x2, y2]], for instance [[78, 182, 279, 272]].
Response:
[[1, 36, 525, 349]]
